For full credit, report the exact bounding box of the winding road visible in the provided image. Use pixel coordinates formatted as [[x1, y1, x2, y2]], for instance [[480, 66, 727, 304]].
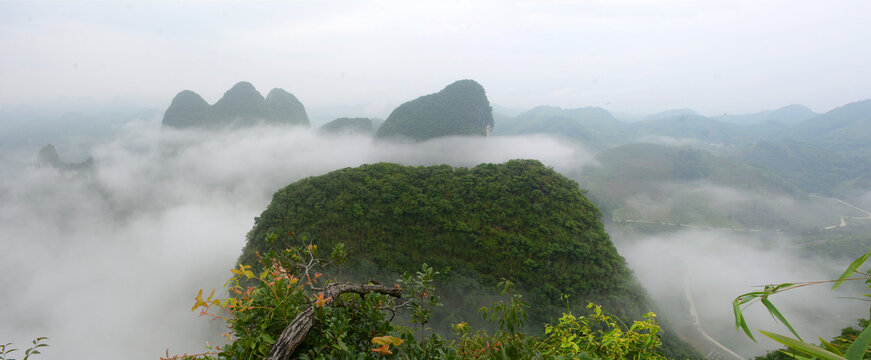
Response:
[[683, 261, 744, 360], [810, 194, 871, 230]]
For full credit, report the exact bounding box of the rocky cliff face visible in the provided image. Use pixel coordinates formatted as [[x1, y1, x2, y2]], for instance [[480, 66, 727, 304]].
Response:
[[374, 79, 494, 141], [161, 82, 309, 129]]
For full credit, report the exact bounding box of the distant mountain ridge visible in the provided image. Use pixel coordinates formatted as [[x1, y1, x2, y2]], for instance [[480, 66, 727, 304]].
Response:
[[495, 105, 629, 149], [162, 81, 309, 129], [714, 104, 817, 126], [788, 99, 871, 155], [318, 117, 375, 135]]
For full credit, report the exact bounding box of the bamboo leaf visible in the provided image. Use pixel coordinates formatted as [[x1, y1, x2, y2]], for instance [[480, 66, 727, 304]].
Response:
[[833, 250, 871, 289], [845, 321, 871, 360], [733, 300, 756, 341], [820, 337, 845, 356], [762, 297, 803, 341], [759, 330, 846, 360]]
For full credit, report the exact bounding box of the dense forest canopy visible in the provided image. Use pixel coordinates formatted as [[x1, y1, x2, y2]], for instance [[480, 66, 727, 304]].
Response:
[[240, 159, 700, 359]]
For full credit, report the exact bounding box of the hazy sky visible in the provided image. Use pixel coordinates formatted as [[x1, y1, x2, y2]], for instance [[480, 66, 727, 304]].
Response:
[[1, 0, 870, 116]]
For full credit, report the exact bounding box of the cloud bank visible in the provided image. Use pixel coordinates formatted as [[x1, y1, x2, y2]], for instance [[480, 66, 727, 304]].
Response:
[[0, 117, 594, 359]]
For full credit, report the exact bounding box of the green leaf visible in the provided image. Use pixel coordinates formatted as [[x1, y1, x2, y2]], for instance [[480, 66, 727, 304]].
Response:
[[733, 299, 756, 341], [820, 337, 845, 356], [846, 321, 871, 360], [762, 297, 802, 341], [833, 250, 871, 289], [759, 330, 846, 360]]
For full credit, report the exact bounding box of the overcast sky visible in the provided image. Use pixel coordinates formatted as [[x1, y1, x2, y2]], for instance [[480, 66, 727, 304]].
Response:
[[1, 0, 870, 116]]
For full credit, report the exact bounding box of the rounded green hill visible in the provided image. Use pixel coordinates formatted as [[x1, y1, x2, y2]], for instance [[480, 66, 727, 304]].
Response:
[[240, 159, 700, 359]]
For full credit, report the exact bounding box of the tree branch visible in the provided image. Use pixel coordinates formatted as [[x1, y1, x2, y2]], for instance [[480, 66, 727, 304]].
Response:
[[265, 282, 402, 360]]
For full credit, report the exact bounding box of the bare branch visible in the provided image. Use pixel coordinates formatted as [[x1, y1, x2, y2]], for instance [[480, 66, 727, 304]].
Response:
[[265, 282, 402, 360]]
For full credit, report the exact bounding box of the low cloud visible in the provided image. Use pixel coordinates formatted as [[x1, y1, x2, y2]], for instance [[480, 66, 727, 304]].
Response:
[[615, 228, 867, 357], [0, 117, 595, 359]]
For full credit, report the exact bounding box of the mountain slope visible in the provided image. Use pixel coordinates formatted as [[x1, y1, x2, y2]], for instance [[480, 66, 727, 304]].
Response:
[[239, 159, 700, 358], [714, 104, 817, 126], [790, 99, 871, 155], [734, 140, 869, 195], [374, 79, 493, 141], [496, 106, 629, 149], [581, 143, 805, 229]]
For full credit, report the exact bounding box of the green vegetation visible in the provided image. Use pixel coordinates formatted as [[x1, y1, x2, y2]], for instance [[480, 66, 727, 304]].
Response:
[[239, 159, 700, 358], [733, 250, 871, 359], [755, 320, 871, 360], [734, 141, 870, 195], [374, 80, 493, 141], [791, 99, 871, 156], [172, 237, 668, 359], [0, 337, 48, 360]]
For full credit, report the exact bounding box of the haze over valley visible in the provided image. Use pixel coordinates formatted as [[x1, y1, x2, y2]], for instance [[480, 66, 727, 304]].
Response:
[[2, 2, 871, 359]]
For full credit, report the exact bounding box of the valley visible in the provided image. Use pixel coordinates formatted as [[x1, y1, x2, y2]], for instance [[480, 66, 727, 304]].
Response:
[[3, 77, 871, 358]]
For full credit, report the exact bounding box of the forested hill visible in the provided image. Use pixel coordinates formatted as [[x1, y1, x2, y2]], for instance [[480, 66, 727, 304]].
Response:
[[240, 159, 701, 359], [374, 79, 494, 141]]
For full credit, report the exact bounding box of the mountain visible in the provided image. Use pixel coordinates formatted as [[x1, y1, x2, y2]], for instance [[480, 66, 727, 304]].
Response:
[[36, 144, 95, 174], [209, 81, 272, 125], [633, 114, 746, 146], [265, 88, 309, 126], [581, 143, 804, 230], [644, 108, 699, 121], [318, 117, 374, 135], [239, 159, 700, 359], [789, 99, 871, 156], [714, 104, 817, 126], [374, 79, 494, 141], [734, 140, 870, 195], [495, 106, 629, 149], [161, 90, 211, 128], [161, 81, 309, 129]]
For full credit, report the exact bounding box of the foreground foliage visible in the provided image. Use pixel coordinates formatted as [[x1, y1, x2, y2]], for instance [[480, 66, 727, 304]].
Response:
[[734, 249, 871, 360], [239, 159, 698, 358], [167, 237, 667, 359], [0, 337, 48, 360]]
